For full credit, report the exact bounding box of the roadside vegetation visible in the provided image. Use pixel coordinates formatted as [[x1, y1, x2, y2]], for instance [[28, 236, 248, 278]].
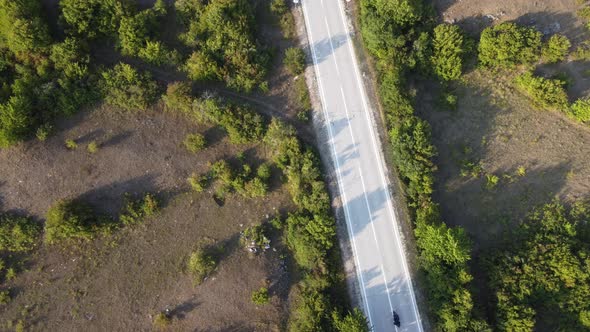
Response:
[[358, 0, 590, 331], [0, 0, 369, 330]]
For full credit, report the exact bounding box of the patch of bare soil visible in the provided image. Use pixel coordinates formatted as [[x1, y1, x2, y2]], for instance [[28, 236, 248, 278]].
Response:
[[0, 104, 240, 218], [0, 104, 296, 331]]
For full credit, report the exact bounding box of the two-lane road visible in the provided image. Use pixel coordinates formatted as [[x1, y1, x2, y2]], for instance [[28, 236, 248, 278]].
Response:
[[300, 0, 423, 331]]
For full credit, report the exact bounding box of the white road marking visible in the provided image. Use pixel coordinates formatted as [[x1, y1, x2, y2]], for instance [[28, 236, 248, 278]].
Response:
[[358, 167, 395, 315], [300, 0, 375, 327]]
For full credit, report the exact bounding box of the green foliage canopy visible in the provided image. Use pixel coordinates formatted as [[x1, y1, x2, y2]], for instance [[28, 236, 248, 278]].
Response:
[[478, 23, 542, 68], [100, 63, 159, 111], [431, 24, 465, 81]]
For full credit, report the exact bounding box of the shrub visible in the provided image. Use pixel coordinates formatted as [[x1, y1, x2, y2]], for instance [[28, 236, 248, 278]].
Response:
[[284, 47, 306, 75], [206, 103, 266, 144], [162, 82, 192, 114], [153, 311, 171, 329], [332, 308, 370, 332], [251, 287, 270, 305], [65, 139, 78, 150], [177, 0, 268, 92], [488, 202, 590, 331], [568, 98, 590, 123], [514, 72, 568, 111], [431, 24, 465, 81], [0, 214, 41, 252], [295, 78, 312, 112], [256, 163, 271, 181], [187, 173, 207, 192], [100, 63, 159, 111], [35, 123, 53, 141], [119, 193, 159, 225], [244, 177, 268, 198], [542, 34, 570, 63], [87, 141, 98, 153], [485, 174, 499, 190], [185, 51, 219, 81], [138, 41, 177, 66], [44, 199, 99, 244], [0, 290, 10, 305], [187, 248, 216, 284], [478, 23, 542, 68], [270, 0, 295, 38], [183, 133, 206, 153]]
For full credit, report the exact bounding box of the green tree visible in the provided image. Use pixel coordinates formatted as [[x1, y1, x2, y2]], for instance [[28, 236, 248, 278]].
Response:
[[0, 0, 51, 55], [478, 23, 542, 68], [542, 34, 571, 63], [60, 0, 129, 38], [489, 202, 590, 331], [431, 24, 465, 81], [100, 63, 158, 111]]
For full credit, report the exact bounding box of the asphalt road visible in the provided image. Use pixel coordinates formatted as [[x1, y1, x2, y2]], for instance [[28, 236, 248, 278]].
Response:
[[300, 0, 423, 331]]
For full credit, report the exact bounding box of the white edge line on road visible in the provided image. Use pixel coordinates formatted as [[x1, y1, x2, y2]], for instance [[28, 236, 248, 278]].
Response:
[[300, 0, 375, 328], [358, 167, 395, 315], [333, 0, 424, 330]]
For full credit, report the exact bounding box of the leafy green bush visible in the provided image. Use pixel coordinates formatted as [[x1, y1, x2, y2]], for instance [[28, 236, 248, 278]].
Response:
[[183, 133, 206, 153], [87, 141, 99, 153], [478, 22, 542, 68], [0, 214, 41, 252], [284, 47, 306, 75], [488, 202, 590, 331], [187, 248, 216, 284], [65, 139, 78, 149], [60, 0, 129, 38], [251, 287, 270, 305], [100, 63, 159, 111], [205, 103, 266, 144], [514, 71, 568, 111], [44, 199, 99, 244], [542, 34, 571, 63], [119, 193, 159, 225], [568, 98, 590, 123], [162, 82, 193, 114], [332, 308, 370, 332], [185, 51, 219, 81], [431, 24, 465, 81], [177, 0, 269, 92], [0, 0, 51, 55], [294, 78, 312, 112], [187, 173, 207, 192]]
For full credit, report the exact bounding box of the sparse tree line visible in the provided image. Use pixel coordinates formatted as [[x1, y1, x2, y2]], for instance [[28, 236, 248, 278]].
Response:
[[360, 0, 590, 331]]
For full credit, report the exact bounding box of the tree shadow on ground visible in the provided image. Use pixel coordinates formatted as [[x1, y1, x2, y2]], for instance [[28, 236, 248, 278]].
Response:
[[412, 65, 577, 325]]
